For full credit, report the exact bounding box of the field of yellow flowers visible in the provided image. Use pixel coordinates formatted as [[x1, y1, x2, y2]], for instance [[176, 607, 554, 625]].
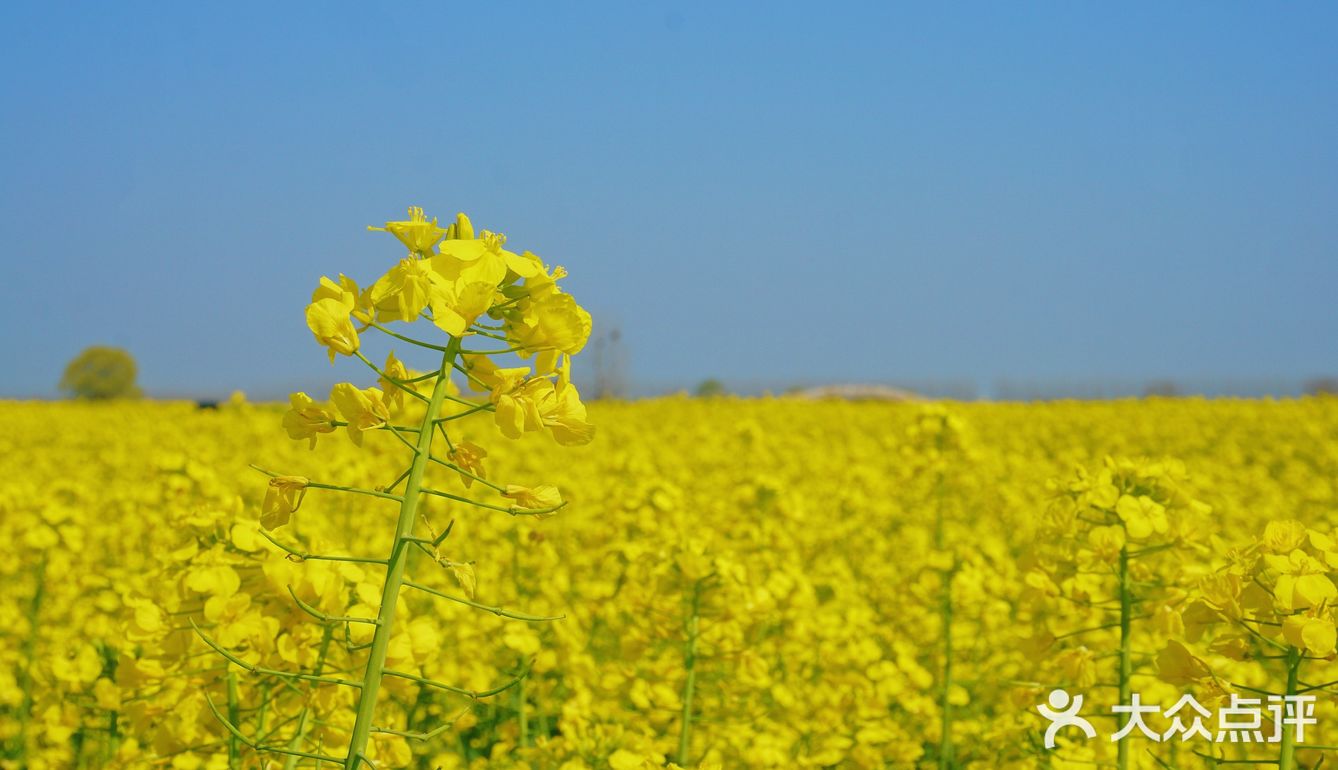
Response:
[[3, 395, 1336, 770], [3, 208, 1337, 770]]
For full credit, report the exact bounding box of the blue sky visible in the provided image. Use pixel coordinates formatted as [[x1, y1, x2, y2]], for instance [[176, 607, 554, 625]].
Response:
[[1, 2, 1334, 399]]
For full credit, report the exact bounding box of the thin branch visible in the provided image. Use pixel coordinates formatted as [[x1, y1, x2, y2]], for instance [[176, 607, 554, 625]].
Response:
[[420, 487, 567, 516], [368, 321, 449, 352], [259, 530, 388, 566], [353, 351, 430, 403], [192, 620, 364, 689], [404, 580, 563, 622], [286, 586, 380, 626], [383, 665, 530, 699], [203, 694, 348, 764], [427, 453, 506, 493], [250, 464, 403, 503]]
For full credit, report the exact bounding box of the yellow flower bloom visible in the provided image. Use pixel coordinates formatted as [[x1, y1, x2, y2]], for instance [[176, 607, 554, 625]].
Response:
[[51, 644, 103, 686], [1266, 549, 1338, 610], [544, 381, 596, 446], [1087, 525, 1125, 562], [329, 383, 390, 446], [432, 232, 507, 282], [503, 483, 563, 511], [1115, 494, 1168, 540], [506, 291, 593, 357], [1156, 640, 1211, 685], [261, 475, 309, 530], [472, 362, 594, 446], [312, 272, 373, 324], [1262, 520, 1309, 553], [282, 391, 335, 448], [368, 256, 445, 323], [428, 277, 496, 337], [493, 378, 549, 440], [448, 441, 488, 488], [368, 206, 447, 254], [378, 352, 410, 412], [1283, 613, 1337, 655], [305, 297, 360, 362]]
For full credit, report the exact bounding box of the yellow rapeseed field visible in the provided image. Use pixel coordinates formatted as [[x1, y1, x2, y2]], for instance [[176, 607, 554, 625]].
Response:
[[3, 209, 1336, 770], [3, 396, 1336, 769]]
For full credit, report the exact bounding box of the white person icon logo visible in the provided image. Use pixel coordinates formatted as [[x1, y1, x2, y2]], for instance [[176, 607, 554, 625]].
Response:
[[1038, 689, 1097, 748]]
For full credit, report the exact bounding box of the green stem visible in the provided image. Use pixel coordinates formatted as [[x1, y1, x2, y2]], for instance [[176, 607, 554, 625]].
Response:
[[227, 671, 241, 768], [938, 570, 954, 770], [283, 626, 334, 770], [677, 580, 703, 767], [15, 556, 46, 762], [515, 673, 529, 748], [1117, 544, 1132, 770], [934, 471, 954, 770], [1278, 647, 1302, 770], [344, 341, 459, 769]]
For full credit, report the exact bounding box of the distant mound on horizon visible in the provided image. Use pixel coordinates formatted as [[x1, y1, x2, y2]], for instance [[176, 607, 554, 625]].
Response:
[[787, 384, 924, 402]]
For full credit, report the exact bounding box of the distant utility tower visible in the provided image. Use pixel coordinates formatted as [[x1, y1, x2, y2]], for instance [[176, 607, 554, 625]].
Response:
[[591, 326, 629, 400]]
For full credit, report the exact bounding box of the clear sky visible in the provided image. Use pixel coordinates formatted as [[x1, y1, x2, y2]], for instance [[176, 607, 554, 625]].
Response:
[[2, 2, 1334, 399]]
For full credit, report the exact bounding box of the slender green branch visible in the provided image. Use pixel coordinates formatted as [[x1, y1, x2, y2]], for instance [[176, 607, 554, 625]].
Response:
[[287, 586, 380, 626], [459, 345, 529, 355], [426, 453, 506, 493], [259, 530, 388, 566], [250, 464, 403, 503], [327, 420, 424, 433], [192, 621, 363, 689], [403, 580, 563, 621], [203, 694, 348, 764], [420, 487, 566, 516], [380, 467, 411, 494], [383, 666, 530, 699], [373, 710, 466, 741], [384, 424, 422, 454], [353, 351, 430, 403], [1227, 681, 1281, 697], [1297, 678, 1338, 693], [430, 519, 455, 548], [1192, 750, 1276, 765], [368, 321, 449, 352], [451, 362, 489, 390], [435, 401, 494, 421]]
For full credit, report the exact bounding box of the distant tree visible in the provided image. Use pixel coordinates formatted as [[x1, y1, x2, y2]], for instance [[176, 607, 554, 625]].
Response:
[[1143, 379, 1181, 397], [1306, 377, 1338, 396], [60, 346, 141, 400], [695, 378, 727, 398]]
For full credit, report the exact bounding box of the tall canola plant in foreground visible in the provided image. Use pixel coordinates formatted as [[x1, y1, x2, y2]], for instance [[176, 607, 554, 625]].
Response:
[[198, 207, 595, 768]]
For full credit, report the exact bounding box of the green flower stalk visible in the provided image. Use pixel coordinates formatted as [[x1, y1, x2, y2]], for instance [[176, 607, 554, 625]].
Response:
[[198, 206, 595, 768], [677, 577, 707, 767]]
